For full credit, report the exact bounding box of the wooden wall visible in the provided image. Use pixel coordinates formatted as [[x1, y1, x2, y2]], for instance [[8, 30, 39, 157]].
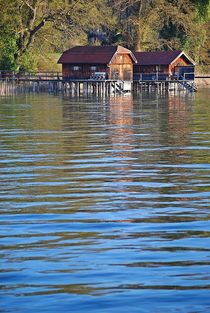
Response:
[[62, 53, 134, 81], [62, 64, 108, 79], [133, 55, 193, 80], [169, 56, 189, 75], [109, 54, 133, 81], [134, 64, 169, 75], [61, 51, 194, 81]]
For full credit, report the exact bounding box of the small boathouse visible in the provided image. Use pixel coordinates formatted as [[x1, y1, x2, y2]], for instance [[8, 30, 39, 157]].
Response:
[[133, 50, 196, 92], [57, 45, 137, 92], [0, 48, 198, 95], [133, 50, 195, 81]]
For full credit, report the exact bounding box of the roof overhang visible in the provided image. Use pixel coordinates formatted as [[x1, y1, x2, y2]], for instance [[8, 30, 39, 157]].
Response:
[[109, 51, 137, 65], [171, 51, 196, 66]]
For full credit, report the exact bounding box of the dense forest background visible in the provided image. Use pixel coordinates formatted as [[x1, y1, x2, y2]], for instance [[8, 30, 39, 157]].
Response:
[[0, 0, 209, 72]]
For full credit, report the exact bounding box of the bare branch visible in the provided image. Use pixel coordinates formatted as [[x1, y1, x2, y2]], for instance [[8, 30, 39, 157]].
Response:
[[24, 0, 35, 12]]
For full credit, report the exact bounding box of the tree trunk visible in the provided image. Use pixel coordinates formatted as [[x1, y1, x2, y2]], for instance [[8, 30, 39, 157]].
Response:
[[134, 25, 141, 51], [14, 18, 47, 69], [134, 1, 143, 51]]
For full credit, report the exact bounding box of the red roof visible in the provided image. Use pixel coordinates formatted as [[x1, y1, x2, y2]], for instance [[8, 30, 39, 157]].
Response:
[[58, 45, 137, 64], [134, 50, 195, 65]]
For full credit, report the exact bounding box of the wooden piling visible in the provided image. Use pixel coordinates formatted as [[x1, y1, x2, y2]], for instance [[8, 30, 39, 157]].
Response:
[[0, 71, 196, 97]]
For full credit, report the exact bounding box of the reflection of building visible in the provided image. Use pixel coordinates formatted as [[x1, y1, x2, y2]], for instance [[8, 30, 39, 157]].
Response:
[[109, 95, 134, 183]]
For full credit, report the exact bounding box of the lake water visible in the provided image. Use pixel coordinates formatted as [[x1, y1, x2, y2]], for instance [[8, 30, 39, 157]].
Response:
[[0, 89, 210, 313]]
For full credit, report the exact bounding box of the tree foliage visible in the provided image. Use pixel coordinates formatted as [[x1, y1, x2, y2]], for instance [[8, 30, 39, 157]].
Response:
[[108, 0, 210, 66], [0, 0, 209, 71], [0, 0, 114, 70]]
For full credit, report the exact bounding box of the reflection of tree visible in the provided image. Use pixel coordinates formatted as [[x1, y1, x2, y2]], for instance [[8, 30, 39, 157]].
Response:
[[157, 92, 210, 206], [0, 95, 71, 213], [168, 94, 190, 147], [189, 89, 210, 165], [157, 93, 192, 166]]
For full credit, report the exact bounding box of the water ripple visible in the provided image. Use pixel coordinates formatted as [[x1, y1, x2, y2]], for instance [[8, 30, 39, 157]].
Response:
[[0, 91, 210, 312]]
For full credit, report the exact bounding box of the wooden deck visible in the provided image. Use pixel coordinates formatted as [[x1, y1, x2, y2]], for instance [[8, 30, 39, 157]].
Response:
[[0, 71, 197, 95]]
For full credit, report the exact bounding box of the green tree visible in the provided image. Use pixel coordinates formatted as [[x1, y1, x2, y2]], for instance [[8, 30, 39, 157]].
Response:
[[0, 0, 114, 71], [109, 0, 210, 67]]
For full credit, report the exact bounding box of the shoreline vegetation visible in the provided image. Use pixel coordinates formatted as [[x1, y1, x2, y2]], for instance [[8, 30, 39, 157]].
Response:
[[0, 1, 209, 74]]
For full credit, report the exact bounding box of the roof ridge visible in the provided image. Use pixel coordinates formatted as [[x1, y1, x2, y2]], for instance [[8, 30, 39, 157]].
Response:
[[134, 50, 194, 65], [58, 45, 137, 64]]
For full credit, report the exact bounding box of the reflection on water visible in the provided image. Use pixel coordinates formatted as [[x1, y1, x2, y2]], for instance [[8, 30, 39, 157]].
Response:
[[110, 96, 134, 187], [0, 90, 210, 313]]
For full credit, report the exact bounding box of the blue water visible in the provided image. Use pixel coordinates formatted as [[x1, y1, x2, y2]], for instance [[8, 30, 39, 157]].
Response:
[[0, 90, 210, 312]]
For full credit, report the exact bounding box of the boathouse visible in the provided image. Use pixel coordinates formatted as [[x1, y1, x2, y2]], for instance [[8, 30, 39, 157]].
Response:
[[133, 50, 195, 81], [58, 45, 137, 81]]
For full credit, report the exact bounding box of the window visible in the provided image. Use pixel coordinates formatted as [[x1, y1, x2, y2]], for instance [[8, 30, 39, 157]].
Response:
[[111, 70, 119, 79], [124, 69, 131, 81], [73, 66, 80, 71], [91, 66, 97, 71]]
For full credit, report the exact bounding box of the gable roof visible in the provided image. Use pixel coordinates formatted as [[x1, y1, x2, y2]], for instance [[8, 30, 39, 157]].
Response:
[[134, 50, 195, 66], [58, 45, 137, 64]]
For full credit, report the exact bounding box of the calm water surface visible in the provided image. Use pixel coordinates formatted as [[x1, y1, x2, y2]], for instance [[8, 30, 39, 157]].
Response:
[[0, 90, 210, 312]]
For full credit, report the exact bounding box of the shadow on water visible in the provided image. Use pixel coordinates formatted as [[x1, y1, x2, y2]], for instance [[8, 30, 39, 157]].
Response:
[[0, 89, 210, 312]]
